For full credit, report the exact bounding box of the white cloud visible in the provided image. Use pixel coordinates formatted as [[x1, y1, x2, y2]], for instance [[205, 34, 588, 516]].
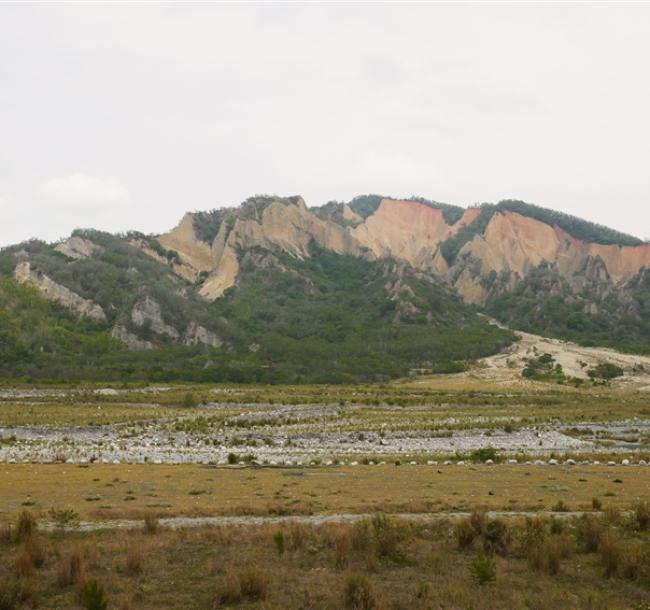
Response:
[[38, 174, 130, 209]]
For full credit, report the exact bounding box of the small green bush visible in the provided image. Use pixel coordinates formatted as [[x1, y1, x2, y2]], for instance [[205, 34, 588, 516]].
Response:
[[81, 580, 108, 610], [470, 552, 496, 585], [273, 530, 285, 556], [344, 574, 376, 610]]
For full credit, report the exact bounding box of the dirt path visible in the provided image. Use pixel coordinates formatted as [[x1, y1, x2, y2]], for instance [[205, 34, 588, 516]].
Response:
[[42, 510, 614, 532]]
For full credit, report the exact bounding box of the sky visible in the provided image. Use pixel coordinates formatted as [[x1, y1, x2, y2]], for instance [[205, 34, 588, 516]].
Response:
[[1, 2, 649, 247]]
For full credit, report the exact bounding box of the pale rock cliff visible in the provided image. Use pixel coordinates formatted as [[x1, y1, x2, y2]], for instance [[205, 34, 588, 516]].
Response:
[[111, 325, 154, 350], [130, 296, 179, 340], [54, 236, 101, 260], [183, 320, 222, 348], [14, 262, 107, 321]]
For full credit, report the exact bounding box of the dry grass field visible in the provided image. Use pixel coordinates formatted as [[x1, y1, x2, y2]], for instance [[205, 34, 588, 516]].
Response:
[[0, 463, 648, 524], [2, 380, 650, 608]]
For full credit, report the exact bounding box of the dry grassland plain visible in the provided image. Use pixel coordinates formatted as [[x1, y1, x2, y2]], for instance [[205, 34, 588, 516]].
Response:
[[1, 377, 650, 609]]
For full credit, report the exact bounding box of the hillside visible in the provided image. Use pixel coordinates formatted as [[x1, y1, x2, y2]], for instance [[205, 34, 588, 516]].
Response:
[[0, 234, 512, 383], [0, 193, 648, 382]]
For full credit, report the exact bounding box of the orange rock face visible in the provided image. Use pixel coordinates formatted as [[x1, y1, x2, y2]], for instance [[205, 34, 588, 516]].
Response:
[[152, 197, 650, 303], [462, 211, 650, 286]]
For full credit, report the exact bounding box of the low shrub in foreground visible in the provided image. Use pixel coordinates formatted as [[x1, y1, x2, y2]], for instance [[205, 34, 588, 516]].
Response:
[[344, 573, 376, 610]]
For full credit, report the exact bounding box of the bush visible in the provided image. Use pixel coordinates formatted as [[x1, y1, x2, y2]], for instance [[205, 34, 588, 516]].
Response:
[[48, 507, 79, 532], [273, 530, 285, 556], [482, 519, 510, 556], [182, 392, 197, 408], [81, 580, 108, 610], [238, 567, 268, 601], [600, 532, 621, 578], [57, 549, 84, 587], [576, 514, 602, 553], [350, 520, 372, 552], [455, 518, 477, 549], [213, 570, 242, 606], [143, 512, 159, 534], [470, 552, 496, 585], [15, 511, 36, 542], [13, 550, 34, 578], [126, 547, 143, 575], [0, 577, 34, 610], [371, 514, 403, 561], [344, 574, 376, 610], [634, 502, 650, 531], [335, 533, 351, 570], [470, 447, 498, 463], [621, 543, 643, 580], [551, 500, 569, 513]]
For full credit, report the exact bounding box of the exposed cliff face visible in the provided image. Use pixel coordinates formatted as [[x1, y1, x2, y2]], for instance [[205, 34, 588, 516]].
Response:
[[131, 296, 179, 340], [14, 261, 106, 321], [54, 236, 101, 260], [155, 198, 650, 308], [450, 211, 650, 304], [111, 325, 154, 350]]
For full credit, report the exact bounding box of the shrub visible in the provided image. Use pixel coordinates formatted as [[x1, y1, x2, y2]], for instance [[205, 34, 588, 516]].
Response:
[[469, 511, 487, 536], [603, 506, 622, 525], [143, 513, 159, 534], [635, 502, 650, 531], [0, 577, 35, 610], [621, 543, 643, 580], [551, 500, 569, 513], [227, 453, 238, 465], [600, 532, 621, 578], [182, 392, 197, 408], [455, 518, 477, 549], [350, 520, 372, 553], [576, 514, 602, 553], [273, 530, 285, 556], [469, 447, 498, 463], [126, 547, 143, 575], [213, 570, 242, 605], [286, 523, 308, 551], [57, 549, 84, 587], [238, 567, 268, 601], [482, 519, 510, 556], [371, 515, 403, 561], [15, 511, 36, 542], [523, 516, 547, 549], [592, 497, 602, 510], [13, 550, 34, 578], [470, 552, 496, 585], [335, 533, 351, 569], [48, 508, 79, 532], [534, 535, 574, 575], [24, 538, 45, 569], [344, 574, 376, 610], [81, 580, 108, 610]]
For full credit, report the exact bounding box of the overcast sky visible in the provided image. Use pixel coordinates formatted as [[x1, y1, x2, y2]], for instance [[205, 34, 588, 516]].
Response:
[[1, 3, 649, 247]]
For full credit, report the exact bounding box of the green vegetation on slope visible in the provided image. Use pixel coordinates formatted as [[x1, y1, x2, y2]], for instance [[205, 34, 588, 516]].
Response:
[[485, 265, 650, 355], [439, 205, 497, 265], [0, 238, 513, 383], [209, 244, 514, 383]]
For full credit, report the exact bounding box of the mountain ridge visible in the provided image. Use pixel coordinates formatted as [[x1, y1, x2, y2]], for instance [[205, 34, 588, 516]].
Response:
[[0, 194, 648, 382]]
